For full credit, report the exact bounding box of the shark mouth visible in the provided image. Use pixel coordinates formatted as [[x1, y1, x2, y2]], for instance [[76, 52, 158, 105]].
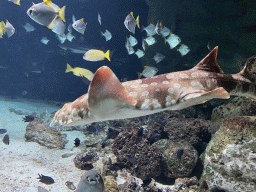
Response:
[[87, 175, 100, 185]]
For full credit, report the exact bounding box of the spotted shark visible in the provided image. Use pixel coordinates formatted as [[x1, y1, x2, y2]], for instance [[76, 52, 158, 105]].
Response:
[[52, 47, 256, 126]]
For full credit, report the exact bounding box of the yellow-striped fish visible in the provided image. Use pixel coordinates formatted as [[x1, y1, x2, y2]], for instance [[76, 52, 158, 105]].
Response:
[[65, 64, 94, 81], [83, 49, 110, 62]]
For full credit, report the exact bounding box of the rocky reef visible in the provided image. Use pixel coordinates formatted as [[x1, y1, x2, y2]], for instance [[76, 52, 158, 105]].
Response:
[[201, 116, 256, 191]]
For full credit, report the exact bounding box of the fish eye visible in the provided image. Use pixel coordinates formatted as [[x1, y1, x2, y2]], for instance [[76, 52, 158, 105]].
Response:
[[29, 10, 33, 15]]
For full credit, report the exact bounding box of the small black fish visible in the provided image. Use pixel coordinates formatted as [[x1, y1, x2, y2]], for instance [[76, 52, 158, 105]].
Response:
[[2, 134, 9, 145], [147, 130, 161, 145], [177, 148, 184, 159], [22, 115, 35, 122], [107, 128, 120, 139], [74, 138, 80, 147], [0, 129, 7, 134], [138, 127, 143, 137], [37, 174, 55, 185]]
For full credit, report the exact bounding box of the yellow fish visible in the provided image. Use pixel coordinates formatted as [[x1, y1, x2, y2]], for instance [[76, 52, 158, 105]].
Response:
[[0, 21, 6, 36], [65, 64, 94, 81], [83, 49, 110, 62]]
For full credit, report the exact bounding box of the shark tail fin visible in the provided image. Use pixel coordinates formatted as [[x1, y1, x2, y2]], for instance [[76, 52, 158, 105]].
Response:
[[239, 55, 256, 83]]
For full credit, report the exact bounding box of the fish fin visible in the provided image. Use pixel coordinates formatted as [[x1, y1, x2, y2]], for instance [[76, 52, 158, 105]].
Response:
[[72, 15, 76, 23], [65, 64, 73, 73], [88, 66, 137, 118], [59, 6, 66, 22], [192, 46, 223, 73], [136, 16, 140, 29], [105, 50, 111, 61], [46, 22, 53, 30], [137, 72, 142, 79], [80, 18, 84, 22], [181, 87, 230, 104], [130, 12, 134, 17]]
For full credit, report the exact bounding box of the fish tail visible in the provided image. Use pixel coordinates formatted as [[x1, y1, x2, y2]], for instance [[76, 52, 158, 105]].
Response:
[[65, 64, 73, 73], [137, 72, 142, 79], [136, 16, 140, 29], [105, 50, 111, 61], [59, 6, 66, 23]]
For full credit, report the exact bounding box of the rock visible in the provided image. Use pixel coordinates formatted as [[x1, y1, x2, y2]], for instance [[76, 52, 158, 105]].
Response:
[[112, 129, 163, 180], [200, 116, 256, 192], [104, 175, 118, 192], [211, 97, 256, 134], [153, 140, 198, 178], [164, 117, 211, 155], [25, 118, 67, 149], [73, 150, 99, 170]]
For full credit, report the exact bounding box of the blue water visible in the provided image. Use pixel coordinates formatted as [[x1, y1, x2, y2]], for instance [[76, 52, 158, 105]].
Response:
[[0, 0, 148, 102]]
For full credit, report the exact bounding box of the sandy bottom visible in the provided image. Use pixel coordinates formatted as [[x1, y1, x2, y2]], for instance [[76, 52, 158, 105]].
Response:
[[0, 97, 88, 192]]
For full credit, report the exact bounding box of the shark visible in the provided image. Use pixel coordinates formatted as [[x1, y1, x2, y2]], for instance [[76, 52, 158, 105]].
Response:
[[52, 47, 256, 126]]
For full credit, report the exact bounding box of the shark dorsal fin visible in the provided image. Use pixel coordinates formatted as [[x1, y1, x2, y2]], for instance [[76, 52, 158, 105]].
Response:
[[88, 66, 137, 118], [192, 46, 224, 73]]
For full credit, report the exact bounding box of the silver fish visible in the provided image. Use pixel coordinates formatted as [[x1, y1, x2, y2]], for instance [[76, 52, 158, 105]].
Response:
[[153, 53, 165, 63], [23, 23, 35, 32], [143, 24, 156, 36], [155, 21, 163, 35], [135, 49, 145, 59], [166, 34, 181, 49], [57, 33, 66, 44], [177, 44, 190, 56], [160, 27, 171, 37], [138, 66, 158, 78], [125, 37, 134, 54], [144, 36, 156, 46], [41, 37, 49, 45], [72, 15, 87, 35], [51, 17, 65, 36], [98, 13, 101, 25], [5, 20, 15, 38], [75, 170, 104, 192], [101, 29, 112, 41], [27, 1, 66, 29], [128, 35, 137, 47], [124, 12, 140, 34], [66, 33, 75, 42]]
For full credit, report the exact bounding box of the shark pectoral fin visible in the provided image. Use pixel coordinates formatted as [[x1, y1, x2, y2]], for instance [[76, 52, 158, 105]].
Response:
[[182, 87, 230, 104], [88, 66, 137, 118]]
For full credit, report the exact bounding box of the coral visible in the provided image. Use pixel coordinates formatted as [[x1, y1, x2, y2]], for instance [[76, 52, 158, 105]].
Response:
[[164, 117, 211, 155], [112, 129, 163, 180], [200, 116, 256, 191], [211, 97, 256, 134], [153, 140, 198, 178]]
